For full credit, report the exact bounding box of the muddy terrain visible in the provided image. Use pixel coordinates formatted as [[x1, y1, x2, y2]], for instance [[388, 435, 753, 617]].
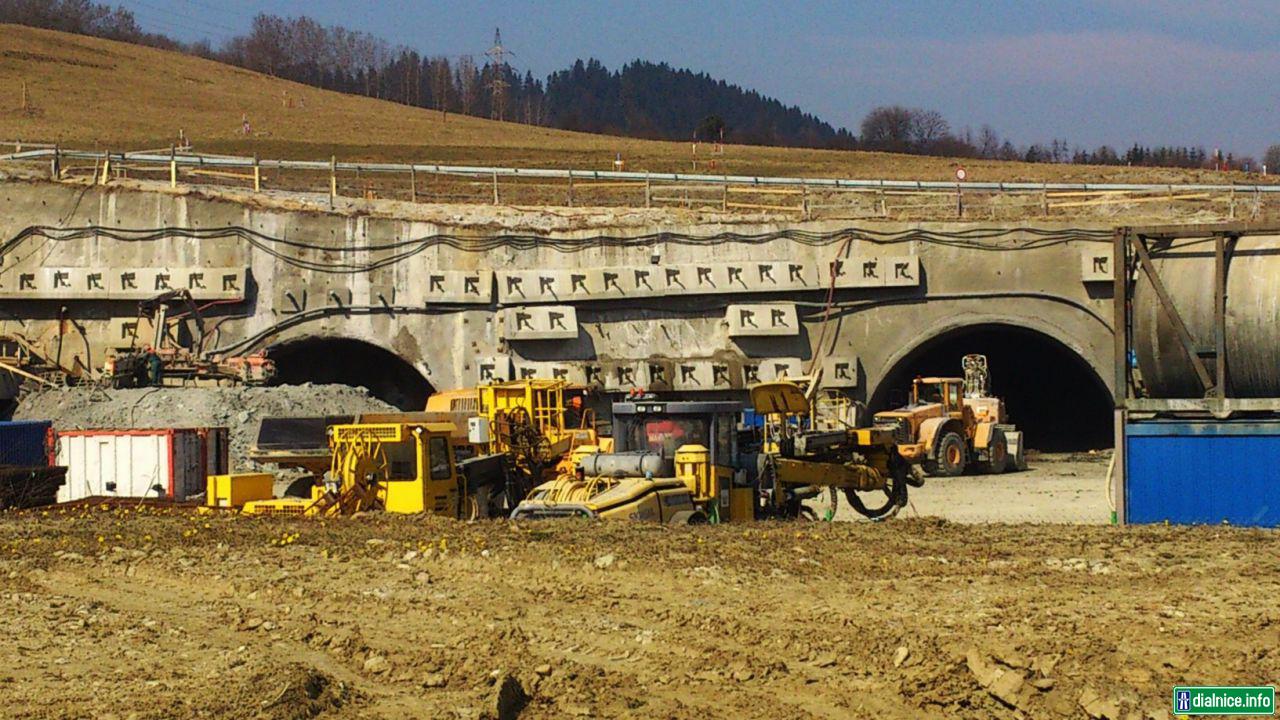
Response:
[[0, 507, 1273, 719]]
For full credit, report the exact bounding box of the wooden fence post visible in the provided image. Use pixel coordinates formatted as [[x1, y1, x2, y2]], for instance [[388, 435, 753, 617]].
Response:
[[410, 167, 417, 203], [252, 153, 261, 192], [329, 155, 337, 206], [169, 145, 177, 188], [492, 171, 499, 204], [567, 172, 574, 207]]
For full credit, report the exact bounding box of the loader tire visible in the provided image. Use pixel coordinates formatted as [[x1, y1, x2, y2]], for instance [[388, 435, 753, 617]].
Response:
[[978, 428, 1009, 474], [932, 432, 967, 477]]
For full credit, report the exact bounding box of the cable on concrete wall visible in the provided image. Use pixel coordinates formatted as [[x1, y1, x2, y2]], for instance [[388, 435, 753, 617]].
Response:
[[1, 224, 1114, 277]]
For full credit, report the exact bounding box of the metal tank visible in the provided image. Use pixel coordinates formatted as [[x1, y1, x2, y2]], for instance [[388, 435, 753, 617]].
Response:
[[1132, 233, 1280, 398], [579, 452, 675, 479]]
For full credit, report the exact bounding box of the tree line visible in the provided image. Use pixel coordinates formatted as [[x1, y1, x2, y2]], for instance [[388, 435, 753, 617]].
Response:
[[858, 105, 1260, 171], [0, 2, 1266, 169], [215, 16, 852, 147]]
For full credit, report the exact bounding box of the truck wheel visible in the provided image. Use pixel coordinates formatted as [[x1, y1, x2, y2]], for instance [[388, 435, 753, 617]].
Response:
[[933, 432, 967, 477], [978, 428, 1009, 474], [667, 510, 707, 525]]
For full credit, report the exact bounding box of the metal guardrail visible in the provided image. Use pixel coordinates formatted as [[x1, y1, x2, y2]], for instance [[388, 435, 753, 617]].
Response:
[[4, 147, 1280, 195]]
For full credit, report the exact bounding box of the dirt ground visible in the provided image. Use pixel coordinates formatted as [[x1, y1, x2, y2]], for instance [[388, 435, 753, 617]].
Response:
[[0, 488, 1275, 720], [832, 452, 1114, 524]]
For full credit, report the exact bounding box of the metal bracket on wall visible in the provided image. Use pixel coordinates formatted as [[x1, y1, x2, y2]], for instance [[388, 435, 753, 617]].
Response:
[[1127, 231, 1213, 394]]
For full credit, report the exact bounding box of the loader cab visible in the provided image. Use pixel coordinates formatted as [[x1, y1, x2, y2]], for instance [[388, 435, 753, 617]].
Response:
[[912, 376, 964, 413]]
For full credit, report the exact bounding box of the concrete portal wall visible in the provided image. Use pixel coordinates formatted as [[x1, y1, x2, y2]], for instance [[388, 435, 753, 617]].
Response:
[[0, 181, 1116, 405]]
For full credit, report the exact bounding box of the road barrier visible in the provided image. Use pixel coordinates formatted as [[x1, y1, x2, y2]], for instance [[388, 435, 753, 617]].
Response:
[[4, 146, 1278, 219]]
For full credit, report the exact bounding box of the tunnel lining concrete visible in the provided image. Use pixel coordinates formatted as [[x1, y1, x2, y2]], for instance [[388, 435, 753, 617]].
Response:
[[266, 336, 434, 410], [869, 319, 1113, 452]]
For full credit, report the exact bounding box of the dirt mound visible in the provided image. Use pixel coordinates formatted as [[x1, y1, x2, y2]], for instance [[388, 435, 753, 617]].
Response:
[[14, 384, 396, 467], [248, 665, 356, 720]]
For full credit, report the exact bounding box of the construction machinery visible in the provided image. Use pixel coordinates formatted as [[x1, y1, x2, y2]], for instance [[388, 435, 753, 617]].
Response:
[[753, 380, 916, 520], [105, 289, 274, 388], [212, 419, 509, 518], [468, 379, 599, 501], [873, 354, 1025, 476], [218, 379, 599, 518], [512, 379, 915, 522], [1, 333, 65, 414]]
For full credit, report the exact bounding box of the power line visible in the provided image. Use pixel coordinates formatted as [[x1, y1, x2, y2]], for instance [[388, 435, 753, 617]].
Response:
[[125, 0, 241, 39], [484, 27, 514, 121], [125, 11, 210, 40]]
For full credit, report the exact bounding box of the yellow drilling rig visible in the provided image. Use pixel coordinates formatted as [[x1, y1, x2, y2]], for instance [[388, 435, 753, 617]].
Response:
[[512, 379, 918, 522]]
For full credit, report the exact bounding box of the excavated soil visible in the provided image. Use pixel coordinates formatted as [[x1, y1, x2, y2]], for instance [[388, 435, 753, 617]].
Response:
[[0, 508, 1274, 719], [14, 385, 396, 468]]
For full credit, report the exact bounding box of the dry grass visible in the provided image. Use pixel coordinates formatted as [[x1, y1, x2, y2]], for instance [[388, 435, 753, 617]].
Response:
[[0, 24, 1273, 186]]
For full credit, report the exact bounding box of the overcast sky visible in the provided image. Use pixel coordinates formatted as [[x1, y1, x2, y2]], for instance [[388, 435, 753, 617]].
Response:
[[117, 0, 1280, 157]]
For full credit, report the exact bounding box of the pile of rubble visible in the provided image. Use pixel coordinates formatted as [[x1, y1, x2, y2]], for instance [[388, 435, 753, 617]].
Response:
[[14, 384, 396, 467]]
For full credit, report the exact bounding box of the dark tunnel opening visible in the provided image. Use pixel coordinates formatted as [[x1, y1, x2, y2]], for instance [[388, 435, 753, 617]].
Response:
[[870, 325, 1112, 453], [267, 337, 434, 410]]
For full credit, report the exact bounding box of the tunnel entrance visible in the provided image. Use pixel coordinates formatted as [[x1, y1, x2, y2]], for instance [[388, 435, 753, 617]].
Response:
[[267, 337, 434, 410], [870, 325, 1112, 452]]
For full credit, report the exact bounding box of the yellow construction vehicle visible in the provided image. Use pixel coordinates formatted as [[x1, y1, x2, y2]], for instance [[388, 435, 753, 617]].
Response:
[[873, 354, 1025, 476], [210, 419, 508, 518], [752, 380, 916, 519], [469, 379, 599, 497], [217, 379, 598, 518], [513, 398, 748, 523], [512, 381, 915, 522]]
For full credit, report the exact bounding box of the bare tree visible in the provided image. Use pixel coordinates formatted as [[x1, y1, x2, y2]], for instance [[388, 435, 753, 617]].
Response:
[[429, 56, 452, 116], [978, 125, 1000, 158], [1264, 145, 1280, 173], [456, 55, 478, 115], [243, 13, 289, 76], [859, 105, 915, 152], [910, 109, 950, 150]]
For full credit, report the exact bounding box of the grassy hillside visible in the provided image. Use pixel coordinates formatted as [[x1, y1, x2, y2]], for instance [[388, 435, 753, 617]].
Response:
[[0, 24, 1269, 185]]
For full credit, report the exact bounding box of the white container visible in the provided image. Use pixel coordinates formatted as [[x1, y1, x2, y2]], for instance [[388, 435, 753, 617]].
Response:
[[54, 428, 229, 503], [467, 416, 492, 445]]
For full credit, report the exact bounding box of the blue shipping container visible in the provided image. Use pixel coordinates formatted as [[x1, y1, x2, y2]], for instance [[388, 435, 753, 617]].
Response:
[[1126, 420, 1279, 527], [0, 420, 51, 467]]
